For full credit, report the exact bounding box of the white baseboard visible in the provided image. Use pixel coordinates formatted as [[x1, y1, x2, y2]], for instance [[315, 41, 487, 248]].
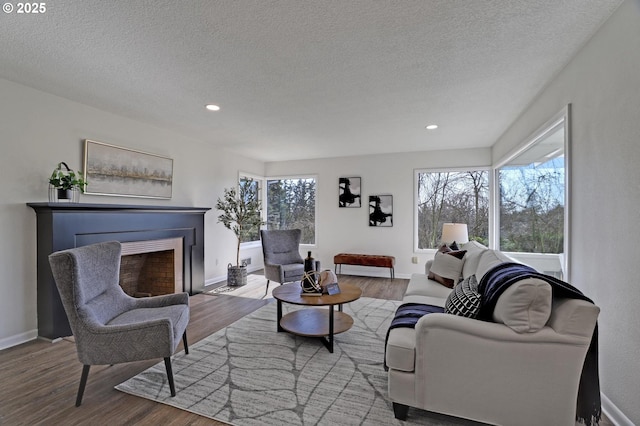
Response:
[[0, 329, 38, 351], [204, 265, 263, 289], [601, 392, 634, 426], [204, 266, 409, 290]]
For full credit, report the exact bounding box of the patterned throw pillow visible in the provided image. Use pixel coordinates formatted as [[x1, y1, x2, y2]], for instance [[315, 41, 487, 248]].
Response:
[[444, 275, 481, 318]]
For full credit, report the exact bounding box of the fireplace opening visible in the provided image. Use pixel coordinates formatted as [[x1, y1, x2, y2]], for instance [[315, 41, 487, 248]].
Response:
[[118, 238, 183, 297]]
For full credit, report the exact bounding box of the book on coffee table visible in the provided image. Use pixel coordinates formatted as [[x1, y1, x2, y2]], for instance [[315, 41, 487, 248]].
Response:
[[300, 290, 323, 296]]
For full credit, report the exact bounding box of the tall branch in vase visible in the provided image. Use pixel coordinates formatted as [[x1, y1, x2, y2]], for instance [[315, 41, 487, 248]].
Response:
[[216, 178, 264, 267]]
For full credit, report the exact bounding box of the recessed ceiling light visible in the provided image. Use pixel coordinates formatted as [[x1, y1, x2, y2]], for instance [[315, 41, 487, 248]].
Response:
[[205, 104, 220, 111], [425, 124, 438, 130]]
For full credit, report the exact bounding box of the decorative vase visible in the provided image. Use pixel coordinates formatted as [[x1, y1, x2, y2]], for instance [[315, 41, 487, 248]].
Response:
[[227, 263, 247, 287], [302, 251, 320, 293], [48, 162, 82, 203], [304, 251, 314, 273], [48, 185, 80, 203]]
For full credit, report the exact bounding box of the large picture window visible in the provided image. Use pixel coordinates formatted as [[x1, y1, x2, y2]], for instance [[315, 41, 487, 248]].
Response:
[[238, 176, 262, 244], [416, 170, 489, 249], [497, 124, 565, 254], [266, 176, 316, 245]]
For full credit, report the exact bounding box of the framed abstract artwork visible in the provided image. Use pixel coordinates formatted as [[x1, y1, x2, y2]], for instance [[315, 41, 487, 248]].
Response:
[[83, 140, 173, 199], [369, 194, 393, 226], [339, 177, 361, 207]]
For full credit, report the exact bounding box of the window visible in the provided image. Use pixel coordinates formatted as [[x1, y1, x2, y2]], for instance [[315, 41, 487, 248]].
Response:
[[415, 170, 489, 250], [266, 176, 316, 245], [238, 176, 262, 244], [497, 124, 565, 254]]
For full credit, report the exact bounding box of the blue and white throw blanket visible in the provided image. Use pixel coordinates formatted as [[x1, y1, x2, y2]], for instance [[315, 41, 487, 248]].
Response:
[[383, 303, 444, 370], [479, 262, 601, 426]]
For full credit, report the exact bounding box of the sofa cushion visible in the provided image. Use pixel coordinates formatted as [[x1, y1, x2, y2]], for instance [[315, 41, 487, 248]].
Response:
[[404, 273, 453, 302], [460, 241, 488, 279], [385, 327, 416, 372], [444, 275, 480, 318], [428, 250, 466, 288], [492, 278, 552, 333]]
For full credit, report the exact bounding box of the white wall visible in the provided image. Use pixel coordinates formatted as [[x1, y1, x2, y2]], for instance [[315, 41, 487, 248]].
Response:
[[266, 148, 491, 278], [492, 0, 640, 423], [0, 78, 264, 349]]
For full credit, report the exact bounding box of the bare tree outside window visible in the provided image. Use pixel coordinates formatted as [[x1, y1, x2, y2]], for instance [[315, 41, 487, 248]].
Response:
[[266, 177, 316, 244], [499, 157, 565, 253], [416, 170, 489, 249]]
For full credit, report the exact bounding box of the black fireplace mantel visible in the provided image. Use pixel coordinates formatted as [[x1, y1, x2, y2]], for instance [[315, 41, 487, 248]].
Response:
[[28, 202, 210, 340]]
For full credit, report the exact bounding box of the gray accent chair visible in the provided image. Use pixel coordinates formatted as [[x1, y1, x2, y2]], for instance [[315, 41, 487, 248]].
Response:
[[48, 241, 190, 407], [260, 229, 320, 294]]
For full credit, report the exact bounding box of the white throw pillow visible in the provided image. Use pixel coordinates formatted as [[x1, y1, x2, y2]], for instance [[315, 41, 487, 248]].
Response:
[[428, 250, 466, 288]]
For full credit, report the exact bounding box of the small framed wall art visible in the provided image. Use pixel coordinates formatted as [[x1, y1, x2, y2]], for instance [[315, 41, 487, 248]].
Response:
[[338, 177, 361, 207], [83, 139, 173, 199], [369, 194, 393, 227]]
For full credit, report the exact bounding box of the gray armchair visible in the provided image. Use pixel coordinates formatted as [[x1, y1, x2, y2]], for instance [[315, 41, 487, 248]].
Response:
[[48, 241, 190, 406], [260, 229, 319, 294]]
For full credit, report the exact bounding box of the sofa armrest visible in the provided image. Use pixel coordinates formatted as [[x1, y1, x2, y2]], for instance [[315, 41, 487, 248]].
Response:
[[130, 292, 189, 308], [425, 259, 433, 275], [414, 313, 590, 346]]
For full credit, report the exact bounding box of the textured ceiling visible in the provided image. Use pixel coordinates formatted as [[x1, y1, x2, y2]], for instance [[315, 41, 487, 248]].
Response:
[[0, 0, 622, 161]]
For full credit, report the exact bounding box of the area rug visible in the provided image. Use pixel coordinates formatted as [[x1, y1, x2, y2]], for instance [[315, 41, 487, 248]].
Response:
[[116, 298, 478, 425], [206, 274, 274, 299]]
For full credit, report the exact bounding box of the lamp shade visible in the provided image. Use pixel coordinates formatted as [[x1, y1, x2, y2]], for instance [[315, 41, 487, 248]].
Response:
[[441, 223, 468, 244]]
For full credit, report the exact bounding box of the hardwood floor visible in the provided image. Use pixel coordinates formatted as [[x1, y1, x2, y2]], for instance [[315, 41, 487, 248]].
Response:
[[0, 275, 405, 425]]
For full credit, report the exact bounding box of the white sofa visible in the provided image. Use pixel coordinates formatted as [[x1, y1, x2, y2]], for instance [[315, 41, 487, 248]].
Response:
[[385, 241, 600, 426]]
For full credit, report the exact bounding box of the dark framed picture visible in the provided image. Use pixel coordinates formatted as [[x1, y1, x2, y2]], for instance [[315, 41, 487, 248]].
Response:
[[339, 177, 361, 207], [369, 194, 393, 227]]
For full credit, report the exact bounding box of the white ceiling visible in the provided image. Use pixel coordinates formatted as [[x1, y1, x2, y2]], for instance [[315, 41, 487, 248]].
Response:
[[0, 0, 622, 162]]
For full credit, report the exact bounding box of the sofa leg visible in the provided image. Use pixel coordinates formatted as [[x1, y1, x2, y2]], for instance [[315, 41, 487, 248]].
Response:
[[392, 402, 409, 420]]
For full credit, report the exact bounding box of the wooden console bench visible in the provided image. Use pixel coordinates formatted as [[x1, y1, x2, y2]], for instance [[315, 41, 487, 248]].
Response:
[[333, 253, 395, 280]]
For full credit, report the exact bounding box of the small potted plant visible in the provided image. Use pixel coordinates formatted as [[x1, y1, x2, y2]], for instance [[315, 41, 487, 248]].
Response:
[[48, 162, 87, 202], [215, 178, 264, 286]]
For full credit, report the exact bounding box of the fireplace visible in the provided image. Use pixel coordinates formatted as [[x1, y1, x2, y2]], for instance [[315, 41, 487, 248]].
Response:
[[28, 202, 210, 340], [119, 238, 183, 297]]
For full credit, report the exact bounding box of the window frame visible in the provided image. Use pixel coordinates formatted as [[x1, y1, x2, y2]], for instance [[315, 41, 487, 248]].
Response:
[[414, 166, 492, 253], [492, 105, 571, 279], [238, 172, 264, 249], [265, 174, 318, 247]]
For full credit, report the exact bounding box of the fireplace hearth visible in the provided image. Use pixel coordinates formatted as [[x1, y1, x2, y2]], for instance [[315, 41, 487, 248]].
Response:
[[28, 203, 210, 340]]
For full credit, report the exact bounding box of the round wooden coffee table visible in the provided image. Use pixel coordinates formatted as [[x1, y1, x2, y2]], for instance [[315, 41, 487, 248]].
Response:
[[271, 282, 362, 353]]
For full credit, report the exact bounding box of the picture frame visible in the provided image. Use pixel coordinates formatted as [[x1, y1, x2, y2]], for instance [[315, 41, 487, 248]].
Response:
[[369, 194, 393, 227], [339, 177, 361, 207], [83, 140, 173, 199], [325, 283, 341, 295]]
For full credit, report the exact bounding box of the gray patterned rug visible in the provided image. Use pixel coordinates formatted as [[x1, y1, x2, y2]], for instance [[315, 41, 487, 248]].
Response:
[[116, 297, 479, 425]]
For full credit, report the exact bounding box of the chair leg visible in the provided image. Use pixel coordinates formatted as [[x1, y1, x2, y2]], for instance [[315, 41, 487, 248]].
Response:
[[164, 357, 176, 397], [182, 332, 189, 355], [392, 402, 409, 420], [265, 280, 270, 295], [76, 365, 91, 407]]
